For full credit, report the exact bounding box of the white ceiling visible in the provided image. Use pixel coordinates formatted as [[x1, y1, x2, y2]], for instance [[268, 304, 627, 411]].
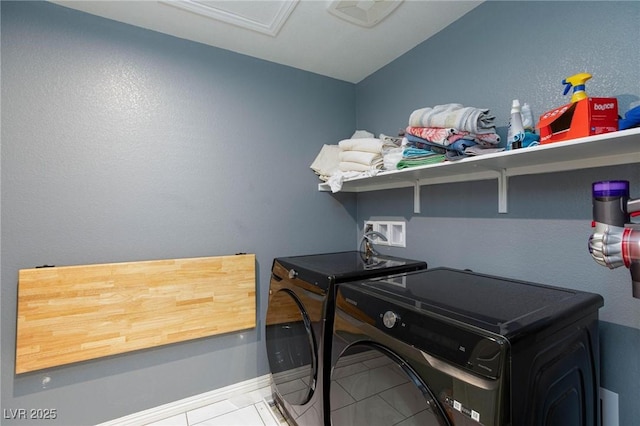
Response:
[[51, 1, 483, 83]]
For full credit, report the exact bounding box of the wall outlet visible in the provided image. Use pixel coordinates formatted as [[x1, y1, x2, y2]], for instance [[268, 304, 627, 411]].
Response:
[[600, 387, 619, 426]]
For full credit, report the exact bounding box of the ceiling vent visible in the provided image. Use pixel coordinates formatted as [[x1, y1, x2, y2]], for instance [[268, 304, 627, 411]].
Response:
[[161, 1, 299, 37], [327, 0, 403, 28]]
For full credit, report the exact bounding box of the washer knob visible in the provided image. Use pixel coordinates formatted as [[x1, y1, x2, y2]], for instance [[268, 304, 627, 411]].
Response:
[[288, 269, 298, 279], [382, 311, 400, 328]]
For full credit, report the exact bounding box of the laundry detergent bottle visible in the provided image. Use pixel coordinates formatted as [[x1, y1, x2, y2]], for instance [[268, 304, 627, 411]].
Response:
[[507, 99, 525, 150]]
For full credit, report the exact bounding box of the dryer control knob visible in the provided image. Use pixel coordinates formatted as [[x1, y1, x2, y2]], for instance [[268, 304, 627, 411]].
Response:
[[382, 311, 400, 328], [288, 269, 298, 279]]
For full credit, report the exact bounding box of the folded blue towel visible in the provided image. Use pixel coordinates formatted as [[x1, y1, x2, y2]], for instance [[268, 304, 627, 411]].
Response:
[[449, 139, 477, 154], [619, 106, 640, 130], [404, 134, 447, 153], [403, 147, 438, 158]]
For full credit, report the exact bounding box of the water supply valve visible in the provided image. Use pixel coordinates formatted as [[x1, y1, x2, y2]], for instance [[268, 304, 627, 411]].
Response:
[[588, 180, 640, 298]]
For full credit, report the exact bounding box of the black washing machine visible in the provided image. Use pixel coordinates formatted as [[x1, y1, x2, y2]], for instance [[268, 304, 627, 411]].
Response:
[[329, 267, 603, 426], [265, 251, 427, 426]]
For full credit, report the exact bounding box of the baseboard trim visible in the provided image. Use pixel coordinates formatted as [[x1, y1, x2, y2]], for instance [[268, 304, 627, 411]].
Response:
[[96, 374, 273, 426]]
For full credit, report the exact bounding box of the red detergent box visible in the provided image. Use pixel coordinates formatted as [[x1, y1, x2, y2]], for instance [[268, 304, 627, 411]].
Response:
[[536, 97, 618, 144]]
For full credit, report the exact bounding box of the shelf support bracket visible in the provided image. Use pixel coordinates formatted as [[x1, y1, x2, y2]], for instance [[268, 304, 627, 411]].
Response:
[[498, 169, 508, 214], [414, 181, 421, 214]]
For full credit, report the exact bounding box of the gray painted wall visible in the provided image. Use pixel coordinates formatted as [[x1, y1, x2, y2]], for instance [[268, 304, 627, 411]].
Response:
[[354, 1, 640, 425], [1, 2, 356, 424], [2, 1, 639, 425]]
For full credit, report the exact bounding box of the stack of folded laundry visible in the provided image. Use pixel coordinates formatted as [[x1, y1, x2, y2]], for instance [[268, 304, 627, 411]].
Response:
[[338, 137, 384, 172], [396, 144, 447, 169], [310, 130, 395, 192], [310, 131, 382, 181], [401, 103, 504, 165]]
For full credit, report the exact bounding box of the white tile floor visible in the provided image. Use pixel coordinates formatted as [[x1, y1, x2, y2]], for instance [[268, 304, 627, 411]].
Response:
[[143, 386, 290, 426], [135, 349, 434, 426], [329, 349, 435, 426]]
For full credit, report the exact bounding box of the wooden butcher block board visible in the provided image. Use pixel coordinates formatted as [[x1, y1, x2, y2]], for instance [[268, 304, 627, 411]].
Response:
[[15, 254, 256, 374]]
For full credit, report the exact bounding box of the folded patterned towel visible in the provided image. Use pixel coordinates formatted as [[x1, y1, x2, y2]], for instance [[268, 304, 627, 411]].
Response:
[[409, 104, 495, 134], [338, 138, 384, 153], [404, 134, 447, 154], [406, 126, 501, 147], [406, 126, 456, 145]]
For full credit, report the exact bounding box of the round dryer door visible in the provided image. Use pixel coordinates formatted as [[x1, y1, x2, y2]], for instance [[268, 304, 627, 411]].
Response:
[[265, 289, 317, 405], [331, 343, 451, 426]]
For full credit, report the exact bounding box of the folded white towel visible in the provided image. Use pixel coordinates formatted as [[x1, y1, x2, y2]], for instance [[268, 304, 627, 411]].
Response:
[[339, 150, 382, 166], [383, 147, 403, 170], [310, 144, 340, 179], [339, 161, 383, 172], [338, 138, 384, 153]]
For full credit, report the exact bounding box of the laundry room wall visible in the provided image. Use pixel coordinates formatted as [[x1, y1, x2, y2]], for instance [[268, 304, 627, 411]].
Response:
[[0, 1, 357, 424], [354, 1, 640, 425]]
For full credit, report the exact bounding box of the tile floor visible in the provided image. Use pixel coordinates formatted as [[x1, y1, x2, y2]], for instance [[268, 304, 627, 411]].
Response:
[[143, 386, 290, 426], [329, 349, 439, 426], [138, 349, 439, 426]]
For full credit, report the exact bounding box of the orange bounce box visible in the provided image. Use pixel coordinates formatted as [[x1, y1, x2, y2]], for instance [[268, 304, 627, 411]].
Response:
[[537, 97, 618, 144]]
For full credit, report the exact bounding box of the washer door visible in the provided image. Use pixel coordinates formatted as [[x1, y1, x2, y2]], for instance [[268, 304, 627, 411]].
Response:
[[331, 342, 451, 426], [266, 288, 317, 406]]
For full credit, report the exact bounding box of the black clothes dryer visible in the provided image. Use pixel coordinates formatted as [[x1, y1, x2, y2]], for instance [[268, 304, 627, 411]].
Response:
[[265, 251, 427, 426], [329, 267, 603, 426]]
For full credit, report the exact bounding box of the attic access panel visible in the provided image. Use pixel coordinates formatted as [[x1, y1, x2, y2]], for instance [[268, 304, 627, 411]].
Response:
[[327, 0, 403, 27], [162, 0, 299, 36]]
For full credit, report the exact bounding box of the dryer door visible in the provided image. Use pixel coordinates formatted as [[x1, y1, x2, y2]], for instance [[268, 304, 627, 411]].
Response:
[[266, 288, 317, 405], [330, 342, 451, 426]]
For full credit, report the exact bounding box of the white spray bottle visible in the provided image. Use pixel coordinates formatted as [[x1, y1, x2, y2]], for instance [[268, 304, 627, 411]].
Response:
[[507, 99, 525, 150], [521, 102, 534, 132]]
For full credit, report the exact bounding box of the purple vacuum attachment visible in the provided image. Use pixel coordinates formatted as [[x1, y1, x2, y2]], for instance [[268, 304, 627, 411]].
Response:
[[593, 180, 629, 198]]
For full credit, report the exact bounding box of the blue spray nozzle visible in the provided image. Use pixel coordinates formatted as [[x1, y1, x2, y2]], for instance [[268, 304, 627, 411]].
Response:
[[562, 80, 586, 96]]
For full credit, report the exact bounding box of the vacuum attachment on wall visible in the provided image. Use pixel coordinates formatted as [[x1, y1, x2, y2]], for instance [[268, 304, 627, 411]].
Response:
[[327, 0, 403, 27], [588, 180, 640, 298]]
